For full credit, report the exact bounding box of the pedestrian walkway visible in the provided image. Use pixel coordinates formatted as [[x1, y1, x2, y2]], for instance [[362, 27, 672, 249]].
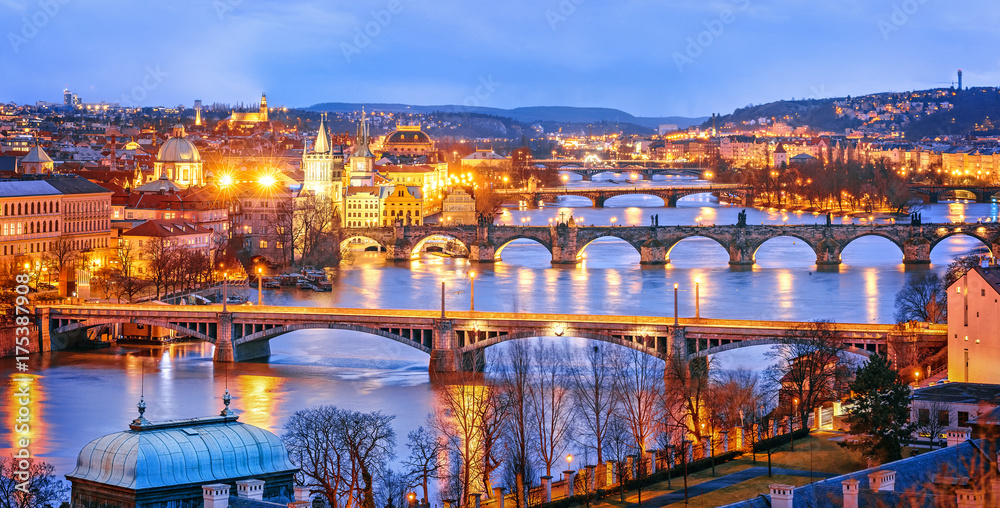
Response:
[[625, 466, 837, 507]]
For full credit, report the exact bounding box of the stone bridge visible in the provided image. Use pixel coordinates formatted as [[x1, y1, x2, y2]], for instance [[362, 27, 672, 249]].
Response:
[[35, 304, 945, 375], [497, 184, 749, 208], [910, 185, 1000, 204], [337, 222, 1000, 265]]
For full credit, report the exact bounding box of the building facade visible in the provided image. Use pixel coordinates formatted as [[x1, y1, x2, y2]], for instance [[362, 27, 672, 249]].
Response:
[[947, 266, 1000, 384]]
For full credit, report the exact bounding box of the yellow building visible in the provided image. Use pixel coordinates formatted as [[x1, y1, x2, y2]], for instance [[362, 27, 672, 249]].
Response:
[[343, 187, 385, 228], [380, 124, 434, 157], [382, 185, 424, 226], [153, 125, 204, 188], [441, 188, 476, 225], [228, 93, 269, 124]]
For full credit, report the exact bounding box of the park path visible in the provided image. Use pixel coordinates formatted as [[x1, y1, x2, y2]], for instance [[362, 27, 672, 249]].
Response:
[[624, 466, 836, 507]]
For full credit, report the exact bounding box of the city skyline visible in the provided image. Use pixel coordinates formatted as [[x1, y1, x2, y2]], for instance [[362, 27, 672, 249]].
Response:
[[2, 0, 998, 117]]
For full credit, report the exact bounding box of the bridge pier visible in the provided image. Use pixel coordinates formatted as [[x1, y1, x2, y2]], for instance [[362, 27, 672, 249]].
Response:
[[727, 233, 754, 266], [815, 238, 843, 266], [640, 239, 668, 265], [903, 235, 932, 264], [593, 195, 606, 208], [551, 223, 580, 264], [214, 312, 234, 362], [429, 319, 458, 374], [666, 193, 679, 207]]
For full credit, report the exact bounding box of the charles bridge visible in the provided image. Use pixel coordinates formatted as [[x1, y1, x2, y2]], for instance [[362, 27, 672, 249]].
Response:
[[338, 221, 1000, 266], [35, 304, 945, 374], [496, 184, 749, 208]]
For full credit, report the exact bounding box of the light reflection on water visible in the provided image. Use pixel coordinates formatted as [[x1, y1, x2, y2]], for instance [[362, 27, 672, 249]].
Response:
[[3, 192, 997, 491]]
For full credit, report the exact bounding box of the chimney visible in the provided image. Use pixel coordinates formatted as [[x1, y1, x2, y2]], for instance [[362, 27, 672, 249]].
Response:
[[868, 470, 896, 492], [842, 479, 859, 508], [946, 428, 972, 447], [956, 489, 984, 508], [769, 484, 794, 508], [294, 486, 311, 502], [203, 484, 230, 508], [236, 479, 265, 500]]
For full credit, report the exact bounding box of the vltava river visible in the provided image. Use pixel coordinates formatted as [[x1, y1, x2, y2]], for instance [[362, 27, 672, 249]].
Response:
[[3, 176, 994, 491]]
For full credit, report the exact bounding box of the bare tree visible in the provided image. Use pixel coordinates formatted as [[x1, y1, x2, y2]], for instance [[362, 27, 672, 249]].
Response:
[[766, 321, 852, 431], [529, 343, 573, 477], [401, 425, 443, 505], [282, 406, 396, 508], [893, 272, 946, 323], [497, 341, 533, 508], [570, 345, 619, 466], [914, 399, 950, 451], [664, 355, 711, 442], [141, 237, 176, 300], [111, 241, 148, 303], [611, 347, 663, 458], [43, 237, 77, 293], [0, 458, 69, 508]]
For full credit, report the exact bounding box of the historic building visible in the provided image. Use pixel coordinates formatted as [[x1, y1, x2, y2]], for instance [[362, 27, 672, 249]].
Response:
[[380, 124, 434, 157], [947, 265, 1000, 384], [382, 185, 424, 226], [441, 188, 476, 225], [152, 125, 204, 188], [301, 112, 344, 201], [346, 111, 376, 187], [344, 186, 387, 228], [18, 144, 55, 175], [228, 93, 269, 124], [66, 393, 299, 508]]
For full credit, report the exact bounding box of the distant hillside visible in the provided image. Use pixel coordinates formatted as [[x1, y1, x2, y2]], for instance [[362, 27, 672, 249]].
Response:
[[305, 102, 705, 132]]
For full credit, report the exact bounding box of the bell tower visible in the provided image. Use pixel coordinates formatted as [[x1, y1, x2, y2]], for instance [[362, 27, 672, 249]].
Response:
[[260, 93, 268, 122]]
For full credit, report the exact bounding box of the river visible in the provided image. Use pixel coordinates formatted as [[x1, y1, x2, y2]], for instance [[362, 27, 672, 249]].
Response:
[[2, 175, 995, 493]]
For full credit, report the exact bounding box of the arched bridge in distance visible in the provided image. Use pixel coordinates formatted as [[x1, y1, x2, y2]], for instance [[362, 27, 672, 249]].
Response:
[[37, 304, 945, 374], [334, 222, 1000, 266], [496, 183, 750, 208]]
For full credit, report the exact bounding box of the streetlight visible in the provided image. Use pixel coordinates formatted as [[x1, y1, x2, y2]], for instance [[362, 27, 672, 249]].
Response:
[[694, 278, 700, 319], [566, 454, 573, 471], [469, 271, 476, 312], [673, 283, 679, 326], [257, 267, 264, 306], [610, 217, 617, 227], [440, 277, 446, 319]]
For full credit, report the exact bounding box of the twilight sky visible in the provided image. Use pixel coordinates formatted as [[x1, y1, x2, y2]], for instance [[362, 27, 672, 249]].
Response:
[[1, 0, 998, 118]]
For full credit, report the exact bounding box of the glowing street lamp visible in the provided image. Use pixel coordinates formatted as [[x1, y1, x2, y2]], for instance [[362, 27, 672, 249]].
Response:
[[566, 454, 573, 471], [673, 283, 679, 326], [694, 278, 700, 319], [440, 277, 446, 319], [258, 174, 276, 187], [257, 267, 264, 306], [469, 271, 476, 312]]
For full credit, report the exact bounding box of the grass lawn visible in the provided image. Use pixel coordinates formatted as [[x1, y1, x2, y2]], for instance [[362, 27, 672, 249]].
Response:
[[586, 432, 864, 508]]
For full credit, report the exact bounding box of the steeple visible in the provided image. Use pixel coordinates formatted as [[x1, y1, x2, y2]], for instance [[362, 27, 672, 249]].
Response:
[[352, 108, 374, 158], [260, 93, 268, 121], [314, 113, 331, 154]]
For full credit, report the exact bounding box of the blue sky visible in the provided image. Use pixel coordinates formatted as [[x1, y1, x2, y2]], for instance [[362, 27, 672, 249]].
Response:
[[1, 0, 998, 117]]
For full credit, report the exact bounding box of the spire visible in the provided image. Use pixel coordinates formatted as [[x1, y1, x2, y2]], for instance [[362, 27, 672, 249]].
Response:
[[130, 395, 151, 429], [352, 108, 374, 158], [314, 113, 331, 154]]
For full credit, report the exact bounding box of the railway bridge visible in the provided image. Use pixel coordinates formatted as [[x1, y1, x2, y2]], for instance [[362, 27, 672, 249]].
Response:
[[496, 184, 749, 208], [338, 222, 1000, 265], [36, 304, 945, 374]]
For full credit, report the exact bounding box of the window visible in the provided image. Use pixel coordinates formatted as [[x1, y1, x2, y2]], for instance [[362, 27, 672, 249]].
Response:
[[938, 410, 950, 427], [918, 408, 930, 425], [260, 240, 268, 249], [958, 411, 970, 427]]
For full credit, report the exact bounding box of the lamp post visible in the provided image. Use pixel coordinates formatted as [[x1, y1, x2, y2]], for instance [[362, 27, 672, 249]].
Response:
[[440, 277, 446, 319], [469, 271, 476, 312], [694, 278, 700, 319], [566, 454, 573, 473], [222, 271, 228, 313], [257, 267, 263, 306], [673, 283, 679, 326]]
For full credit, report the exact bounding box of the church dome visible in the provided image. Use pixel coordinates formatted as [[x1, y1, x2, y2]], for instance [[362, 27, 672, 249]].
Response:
[[385, 129, 431, 145], [157, 137, 201, 163], [67, 417, 297, 490]]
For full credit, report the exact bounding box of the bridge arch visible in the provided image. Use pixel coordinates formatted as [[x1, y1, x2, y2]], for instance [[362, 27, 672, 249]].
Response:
[[340, 234, 388, 251], [457, 331, 665, 360], [602, 193, 667, 207], [407, 233, 472, 259], [928, 231, 993, 257], [750, 234, 819, 262], [233, 322, 432, 353], [840, 233, 906, 260], [494, 236, 554, 260], [688, 338, 873, 360], [54, 317, 215, 343], [664, 234, 730, 263], [577, 235, 644, 258]]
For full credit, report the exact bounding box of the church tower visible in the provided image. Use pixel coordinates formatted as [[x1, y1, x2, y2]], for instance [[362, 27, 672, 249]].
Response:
[[260, 93, 268, 122], [302, 113, 343, 206], [347, 109, 376, 187]]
